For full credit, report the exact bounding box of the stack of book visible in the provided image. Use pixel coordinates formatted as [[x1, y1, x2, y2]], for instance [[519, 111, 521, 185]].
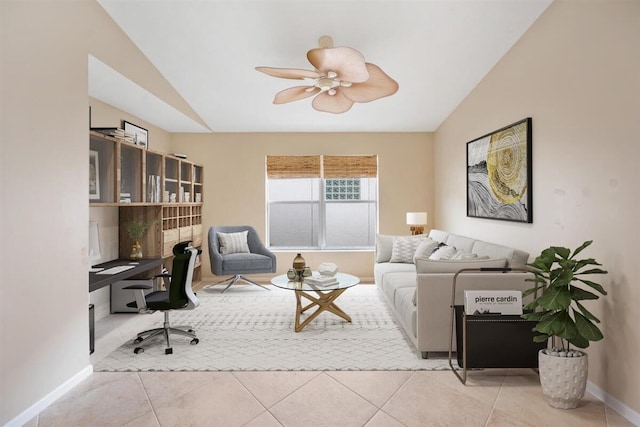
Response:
[[304, 274, 339, 287], [91, 127, 135, 144]]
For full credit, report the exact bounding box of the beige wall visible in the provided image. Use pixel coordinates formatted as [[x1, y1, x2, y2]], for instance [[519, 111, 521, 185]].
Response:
[[434, 0, 639, 413], [171, 132, 434, 282], [1, 1, 192, 424]]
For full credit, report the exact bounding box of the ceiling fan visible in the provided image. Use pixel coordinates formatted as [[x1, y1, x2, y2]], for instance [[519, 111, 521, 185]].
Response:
[[256, 36, 399, 114]]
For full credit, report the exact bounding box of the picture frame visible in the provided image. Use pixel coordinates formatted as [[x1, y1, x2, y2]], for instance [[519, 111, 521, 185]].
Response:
[[123, 120, 148, 148], [89, 150, 100, 200], [466, 117, 532, 223]]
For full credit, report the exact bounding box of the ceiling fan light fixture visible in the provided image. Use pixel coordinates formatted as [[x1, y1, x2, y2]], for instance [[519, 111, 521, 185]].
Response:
[[256, 36, 398, 113]]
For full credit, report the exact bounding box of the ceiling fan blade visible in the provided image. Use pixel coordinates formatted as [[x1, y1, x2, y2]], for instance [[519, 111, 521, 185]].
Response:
[[307, 47, 369, 83], [311, 90, 354, 114], [340, 63, 399, 103], [273, 86, 320, 104], [256, 67, 321, 80]]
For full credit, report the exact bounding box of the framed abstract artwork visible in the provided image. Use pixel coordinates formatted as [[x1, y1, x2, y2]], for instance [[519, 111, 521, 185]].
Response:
[[466, 118, 532, 223]]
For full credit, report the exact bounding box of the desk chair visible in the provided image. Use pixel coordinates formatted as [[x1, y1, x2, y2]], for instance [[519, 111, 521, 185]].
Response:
[[208, 225, 276, 292], [126, 241, 200, 354]]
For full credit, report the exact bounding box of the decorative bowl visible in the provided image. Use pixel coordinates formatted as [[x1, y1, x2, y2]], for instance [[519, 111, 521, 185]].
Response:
[[318, 263, 338, 277]]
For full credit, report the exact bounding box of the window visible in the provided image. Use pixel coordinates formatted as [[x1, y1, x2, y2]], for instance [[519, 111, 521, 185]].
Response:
[[267, 155, 377, 250]]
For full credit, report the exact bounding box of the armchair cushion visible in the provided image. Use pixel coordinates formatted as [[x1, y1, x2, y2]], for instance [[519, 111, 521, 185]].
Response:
[[217, 231, 250, 255]]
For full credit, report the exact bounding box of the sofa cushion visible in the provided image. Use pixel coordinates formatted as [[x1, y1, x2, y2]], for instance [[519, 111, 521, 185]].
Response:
[[375, 234, 395, 263], [395, 287, 417, 338], [444, 234, 476, 253], [374, 262, 416, 286], [428, 229, 449, 243], [380, 272, 416, 306], [415, 257, 507, 274], [390, 236, 427, 263], [471, 241, 529, 268]]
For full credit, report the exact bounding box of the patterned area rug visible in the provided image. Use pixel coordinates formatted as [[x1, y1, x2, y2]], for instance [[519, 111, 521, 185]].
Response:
[[94, 285, 455, 372]]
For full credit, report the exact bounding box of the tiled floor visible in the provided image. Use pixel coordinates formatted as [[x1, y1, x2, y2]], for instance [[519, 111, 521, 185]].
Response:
[[25, 311, 635, 427]]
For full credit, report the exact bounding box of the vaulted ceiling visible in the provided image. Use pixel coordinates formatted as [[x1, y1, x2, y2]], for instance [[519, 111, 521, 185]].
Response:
[[92, 1, 552, 133]]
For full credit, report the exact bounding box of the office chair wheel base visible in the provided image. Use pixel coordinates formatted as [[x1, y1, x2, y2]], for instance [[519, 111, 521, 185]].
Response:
[[133, 337, 143, 344], [165, 348, 173, 355], [134, 347, 144, 354], [191, 338, 199, 345]]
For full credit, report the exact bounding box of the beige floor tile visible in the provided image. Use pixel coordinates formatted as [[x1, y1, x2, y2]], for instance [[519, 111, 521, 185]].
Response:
[[270, 373, 378, 427], [381, 371, 494, 427], [493, 375, 607, 426], [38, 372, 153, 427], [244, 410, 285, 427], [427, 370, 505, 407], [365, 410, 406, 427], [140, 371, 265, 426], [486, 408, 534, 427], [326, 370, 413, 407], [233, 371, 321, 408], [122, 412, 161, 427]]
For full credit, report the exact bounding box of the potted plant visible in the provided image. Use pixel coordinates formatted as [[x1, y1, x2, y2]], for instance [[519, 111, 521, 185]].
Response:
[[522, 240, 607, 409], [121, 219, 156, 259]]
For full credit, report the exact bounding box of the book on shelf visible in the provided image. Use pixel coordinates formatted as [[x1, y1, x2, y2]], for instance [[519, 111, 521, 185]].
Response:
[[464, 290, 523, 315]]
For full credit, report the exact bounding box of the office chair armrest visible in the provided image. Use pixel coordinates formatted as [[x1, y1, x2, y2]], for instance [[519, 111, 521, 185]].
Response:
[[123, 284, 153, 290]]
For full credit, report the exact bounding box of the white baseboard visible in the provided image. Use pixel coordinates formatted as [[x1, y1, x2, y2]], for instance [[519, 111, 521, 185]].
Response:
[[5, 365, 93, 427], [587, 380, 640, 426]]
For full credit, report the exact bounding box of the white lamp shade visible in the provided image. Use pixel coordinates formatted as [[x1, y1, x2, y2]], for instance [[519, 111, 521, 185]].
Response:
[[406, 212, 427, 225]]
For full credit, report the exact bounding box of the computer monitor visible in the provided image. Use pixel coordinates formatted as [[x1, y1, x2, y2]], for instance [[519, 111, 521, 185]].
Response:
[[89, 221, 102, 268]]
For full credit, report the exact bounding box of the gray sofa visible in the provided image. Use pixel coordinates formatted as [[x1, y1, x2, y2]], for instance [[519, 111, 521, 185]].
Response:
[[375, 229, 532, 358]]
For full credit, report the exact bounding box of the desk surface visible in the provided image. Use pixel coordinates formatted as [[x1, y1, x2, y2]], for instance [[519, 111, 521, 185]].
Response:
[[89, 258, 164, 292]]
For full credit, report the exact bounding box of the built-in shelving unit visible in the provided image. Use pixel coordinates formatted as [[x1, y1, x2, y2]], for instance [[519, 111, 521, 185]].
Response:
[[90, 131, 204, 284]]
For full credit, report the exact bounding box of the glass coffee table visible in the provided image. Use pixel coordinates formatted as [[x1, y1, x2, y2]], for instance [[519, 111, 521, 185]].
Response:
[[271, 272, 360, 332]]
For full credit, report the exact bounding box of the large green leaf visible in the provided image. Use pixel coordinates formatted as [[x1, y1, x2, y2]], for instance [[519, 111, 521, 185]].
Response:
[[575, 301, 600, 323], [553, 246, 571, 260], [579, 268, 608, 275], [533, 334, 550, 343], [575, 279, 607, 296], [574, 258, 602, 271], [568, 333, 590, 348], [537, 286, 571, 310], [571, 240, 593, 258], [575, 312, 604, 341], [536, 311, 576, 339], [521, 311, 546, 321], [570, 286, 599, 301]]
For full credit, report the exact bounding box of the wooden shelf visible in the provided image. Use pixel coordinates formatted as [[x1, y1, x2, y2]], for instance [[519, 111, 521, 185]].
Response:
[[90, 131, 204, 285]]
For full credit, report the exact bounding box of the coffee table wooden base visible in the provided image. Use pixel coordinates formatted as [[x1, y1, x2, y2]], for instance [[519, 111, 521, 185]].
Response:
[[294, 288, 352, 332]]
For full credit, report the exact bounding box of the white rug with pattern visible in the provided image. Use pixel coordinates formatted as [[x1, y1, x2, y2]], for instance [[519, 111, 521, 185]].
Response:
[[94, 285, 454, 372]]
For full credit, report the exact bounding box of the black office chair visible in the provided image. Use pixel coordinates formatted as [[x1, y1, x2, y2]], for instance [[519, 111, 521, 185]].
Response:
[[208, 225, 276, 292], [126, 241, 201, 354]]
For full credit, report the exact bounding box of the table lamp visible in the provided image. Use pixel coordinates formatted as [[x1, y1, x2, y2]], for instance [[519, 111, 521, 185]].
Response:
[[406, 212, 427, 235]]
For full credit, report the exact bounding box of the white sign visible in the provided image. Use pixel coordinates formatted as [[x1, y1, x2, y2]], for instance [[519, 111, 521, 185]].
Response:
[[464, 290, 523, 315]]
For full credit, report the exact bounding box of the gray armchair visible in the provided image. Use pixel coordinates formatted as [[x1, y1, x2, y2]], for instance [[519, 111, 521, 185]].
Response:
[[208, 225, 276, 292]]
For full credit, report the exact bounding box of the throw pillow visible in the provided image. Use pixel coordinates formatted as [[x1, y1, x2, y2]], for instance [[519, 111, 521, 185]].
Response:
[[429, 245, 457, 260], [413, 239, 439, 263], [415, 257, 508, 274], [389, 236, 426, 263], [217, 231, 250, 255], [450, 249, 478, 260]]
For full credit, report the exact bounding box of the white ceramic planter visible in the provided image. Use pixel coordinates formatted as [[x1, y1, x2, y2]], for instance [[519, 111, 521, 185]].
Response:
[[538, 349, 588, 409]]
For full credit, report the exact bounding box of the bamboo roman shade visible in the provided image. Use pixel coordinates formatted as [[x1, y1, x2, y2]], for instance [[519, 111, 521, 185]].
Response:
[[323, 155, 378, 178], [266, 155, 377, 179], [266, 155, 321, 179]]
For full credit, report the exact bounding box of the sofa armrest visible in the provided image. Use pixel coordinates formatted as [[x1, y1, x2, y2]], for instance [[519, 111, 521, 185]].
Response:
[[415, 271, 534, 353]]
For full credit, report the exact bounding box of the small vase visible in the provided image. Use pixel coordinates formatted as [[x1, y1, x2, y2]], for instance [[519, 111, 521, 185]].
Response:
[[131, 241, 143, 259], [293, 253, 306, 275]]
